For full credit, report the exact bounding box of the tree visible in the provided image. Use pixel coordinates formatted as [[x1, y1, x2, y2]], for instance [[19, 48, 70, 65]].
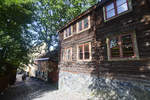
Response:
[[0, 0, 35, 75], [31, 0, 99, 52]]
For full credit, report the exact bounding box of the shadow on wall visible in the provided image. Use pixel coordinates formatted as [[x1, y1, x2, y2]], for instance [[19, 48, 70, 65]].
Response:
[[87, 40, 150, 100]]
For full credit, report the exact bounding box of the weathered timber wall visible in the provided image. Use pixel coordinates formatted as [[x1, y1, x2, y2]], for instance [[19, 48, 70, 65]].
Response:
[[94, 0, 150, 80], [59, 12, 98, 74]]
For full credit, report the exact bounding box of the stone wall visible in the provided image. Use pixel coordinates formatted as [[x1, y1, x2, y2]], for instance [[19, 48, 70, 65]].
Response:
[[59, 71, 150, 100], [59, 71, 94, 96]]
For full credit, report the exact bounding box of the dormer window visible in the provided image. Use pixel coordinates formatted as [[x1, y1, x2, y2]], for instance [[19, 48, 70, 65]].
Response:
[[104, 0, 130, 20]]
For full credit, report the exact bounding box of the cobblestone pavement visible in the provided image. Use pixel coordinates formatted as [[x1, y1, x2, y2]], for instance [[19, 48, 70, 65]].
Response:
[[0, 74, 89, 100]]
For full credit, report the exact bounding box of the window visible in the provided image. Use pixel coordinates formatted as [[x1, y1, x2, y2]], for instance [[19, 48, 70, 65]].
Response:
[[84, 17, 89, 29], [108, 34, 136, 59], [78, 42, 91, 61], [79, 45, 83, 60], [105, 0, 129, 19], [69, 27, 71, 36], [78, 16, 90, 33], [79, 21, 82, 31], [63, 48, 72, 61], [64, 26, 72, 39], [73, 24, 76, 33]]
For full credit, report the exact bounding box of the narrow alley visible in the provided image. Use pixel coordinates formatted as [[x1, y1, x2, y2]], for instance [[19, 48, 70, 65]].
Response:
[[0, 74, 89, 100]]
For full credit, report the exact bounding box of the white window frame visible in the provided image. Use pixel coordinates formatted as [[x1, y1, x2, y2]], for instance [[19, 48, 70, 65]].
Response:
[[103, 0, 133, 21], [63, 47, 72, 61], [63, 26, 73, 39], [77, 16, 91, 34], [106, 31, 139, 61], [77, 42, 92, 61]]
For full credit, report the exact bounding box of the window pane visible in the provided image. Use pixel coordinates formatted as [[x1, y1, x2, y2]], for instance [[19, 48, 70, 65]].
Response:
[[122, 35, 134, 57], [116, 0, 127, 6], [107, 9, 115, 19], [84, 44, 89, 52], [117, 3, 128, 14], [73, 24, 76, 32], [106, 3, 114, 11], [84, 18, 88, 29], [79, 46, 83, 60], [79, 21, 82, 31], [110, 37, 120, 57], [85, 52, 89, 59], [65, 30, 68, 37], [68, 49, 71, 60], [84, 44, 90, 59], [69, 27, 71, 36]]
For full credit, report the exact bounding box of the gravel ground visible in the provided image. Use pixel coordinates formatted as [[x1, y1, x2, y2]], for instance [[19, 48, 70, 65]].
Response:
[[0, 74, 90, 100]]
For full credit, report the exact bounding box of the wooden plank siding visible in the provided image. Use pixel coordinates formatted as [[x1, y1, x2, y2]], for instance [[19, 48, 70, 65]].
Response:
[[58, 0, 150, 81], [59, 11, 97, 74], [94, 0, 150, 81]]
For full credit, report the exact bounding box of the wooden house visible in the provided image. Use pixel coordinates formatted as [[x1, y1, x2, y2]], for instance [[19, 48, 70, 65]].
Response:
[[58, 0, 150, 99], [35, 50, 58, 83]]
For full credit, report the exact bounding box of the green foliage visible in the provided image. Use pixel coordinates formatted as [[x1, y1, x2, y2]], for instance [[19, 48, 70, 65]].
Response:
[[0, 0, 35, 74], [31, 0, 99, 52]]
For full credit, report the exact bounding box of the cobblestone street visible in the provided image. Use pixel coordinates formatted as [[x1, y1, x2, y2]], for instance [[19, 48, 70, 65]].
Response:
[[0, 74, 89, 100]]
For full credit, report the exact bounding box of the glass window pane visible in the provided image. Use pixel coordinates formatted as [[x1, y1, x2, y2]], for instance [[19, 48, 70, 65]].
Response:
[[84, 18, 88, 29], [69, 27, 71, 36], [110, 37, 119, 48], [79, 46, 83, 60], [117, 3, 128, 14], [107, 9, 115, 19], [110, 37, 120, 57], [85, 52, 89, 59], [84, 44, 89, 52], [68, 49, 70, 60], [80, 53, 83, 59], [106, 3, 114, 11], [116, 0, 127, 6], [79, 21, 82, 31], [122, 35, 134, 57], [73, 24, 76, 32], [84, 44, 90, 59], [65, 30, 68, 37]]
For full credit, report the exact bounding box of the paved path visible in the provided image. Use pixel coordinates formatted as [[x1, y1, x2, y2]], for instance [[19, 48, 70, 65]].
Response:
[[0, 74, 89, 100]]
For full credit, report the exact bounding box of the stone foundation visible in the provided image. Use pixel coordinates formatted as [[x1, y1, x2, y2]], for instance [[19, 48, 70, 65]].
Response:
[[59, 71, 150, 100]]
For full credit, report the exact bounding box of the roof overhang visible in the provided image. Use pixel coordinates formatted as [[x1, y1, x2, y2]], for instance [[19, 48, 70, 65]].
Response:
[[57, 0, 110, 33]]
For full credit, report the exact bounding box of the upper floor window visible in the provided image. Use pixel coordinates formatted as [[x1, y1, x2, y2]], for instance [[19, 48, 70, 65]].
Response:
[[77, 16, 90, 33], [72, 24, 77, 33], [78, 42, 91, 61], [63, 16, 90, 39], [79, 21, 82, 31], [105, 0, 129, 20], [107, 33, 139, 60], [64, 26, 72, 39]]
